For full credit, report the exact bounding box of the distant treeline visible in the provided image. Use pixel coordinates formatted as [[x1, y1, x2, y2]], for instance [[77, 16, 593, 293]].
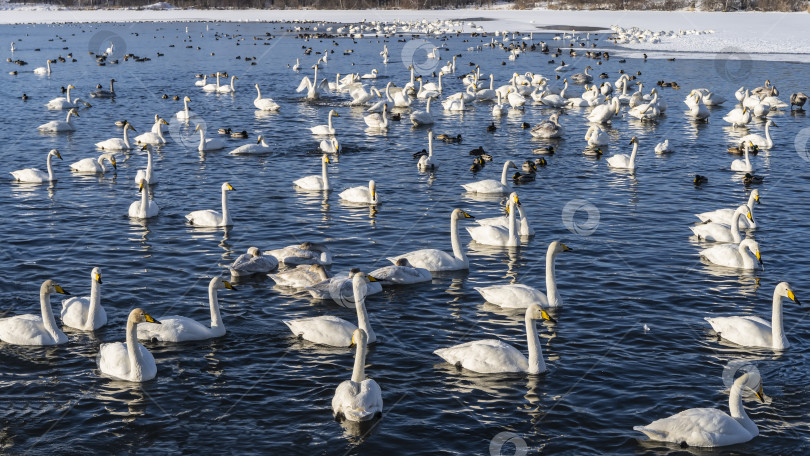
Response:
[[9, 0, 809, 12]]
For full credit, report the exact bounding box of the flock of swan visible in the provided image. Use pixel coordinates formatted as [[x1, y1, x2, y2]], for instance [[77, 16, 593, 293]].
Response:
[[4, 18, 808, 448]]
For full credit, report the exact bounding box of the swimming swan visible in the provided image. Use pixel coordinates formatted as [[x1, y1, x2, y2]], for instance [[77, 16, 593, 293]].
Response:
[[134, 144, 156, 185], [97, 308, 160, 382], [11, 149, 62, 183], [70, 152, 116, 174], [696, 190, 758, 229], [229, 247, 278, 276], [61, 267, 107, 330], [386, 209, 475, 271], [332, 329, 383, 422], [129, 179, 160, 219], [466, 193, 520, 247], [700, 238, 761, 270], [369, 258, 432, 286], [311, 110, 339, 135], [254, 83, 280, 111], [607, 136, 639, 170], [195, 124, 225, 151], [96, 122, 136, 151], [461, 161, 517, 194], [266, 242, 333, 266], [340, 180, 378, 205], [185, 182, 234, 227], [690, 205, 752, 243], [0, 279, 69, 345], [38, 108, 79, 132], [294, 154, 331, 191]]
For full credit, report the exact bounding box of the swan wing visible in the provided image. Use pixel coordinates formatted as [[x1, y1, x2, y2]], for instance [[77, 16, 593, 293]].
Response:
[[185, 209, 224, 227], [369, 265, 432, 285], [704, 315, 773, 348], [634, 408, 753, 447], [0, 314, 65, 345], [387, 249, 463, 272], [474, 284, 548, 308], [296, 76, 312, 93], [283, 316, 355, 346], [230, 253, 278, 276], [11, 168, 49, 183], [434, 339, 528, 373], [461, 179, 508, 194]]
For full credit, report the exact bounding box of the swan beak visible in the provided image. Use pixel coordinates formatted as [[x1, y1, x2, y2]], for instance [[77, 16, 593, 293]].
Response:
[[540, 310, 557, 324], [162, 119, 168, 125], [787, 289, 800, 306], [138, 181, 144, 192], [367, 276, 379, 282], [325, 156, 330, 163], [95, 273, 102, 284], [141, 145, 148, 151], [73, 111, 79, 117], [462, 211, 475, 219], [746, 211, 753, 221], [755, 383, 764, 402], [226, 183, 235, 191], [223, 280, 236, 290], [772, 122, 778, 128], [144, 313, 161, 324], [754, 194, 760, 204], [54, 285, 69, 295], [256, 138, 261, 144], [561, 244, 573, 252], [111, 158, 117, 170], [55, 151, 63, 160]]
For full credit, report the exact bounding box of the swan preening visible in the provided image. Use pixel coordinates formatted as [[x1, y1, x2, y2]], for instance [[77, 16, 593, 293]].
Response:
[[61, 267, 107, 330], [186, 182, 235, 227], [387, 208, 475, 271], [0, 280, 69, 345], [229, 247, 278, 276], [332, 329, 383, 422], [98, 308, 161, 382], [434, 303, 556, 374], [11, 149, 62, 183]]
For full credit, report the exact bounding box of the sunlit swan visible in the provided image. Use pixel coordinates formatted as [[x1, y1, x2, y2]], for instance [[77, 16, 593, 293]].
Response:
[[417, 133, 438, 170], [442, 97, 464, 111], [607, 136, 639, 170], [138, 277, 235, 342], [462, 161, 517, 194], [587, 97, 620, 123], [571, 65, 593, 83], [585, 125, 609, 146], [332, 329, 383, 422], [202, 72, 220, 92], [45, 84, 75, 109], [475, 241, 572, 308], [306, 269, 383, 304], [229, 135, 272, 155], [292, 58, 301, 71], [96, 122, 136, 150], [129, 179, 160, 219], [466, 193, 520, 247], [700, 238, 761, 270], [60, 267, 107, 330], [311, 110, 339, 135], [0, 279, 69, 345], [282, 272, 378, 347], [33, 59, 52, 75], [90, 78, 116, 98], [97, 308, 160, 382], [696, 190, 759, 228], [70, 152, 116, 174], [134, 117, 168, 145], [217, 75, 237, 94], [294, 154, 331, 191], [530, 113, 563, 138], [254, 83, 280, 111], [320, 137, 339, 153], [740, 120, 776, 149], [185, 182, 235, 226], [410, 97, 434, 126], [266, 242, 332, 266], [230, 247, 278, 276], [360, 68, 378, 79], [723, 106, 751, 127], [364, 103, 389, 129], [685, 91, 710, 120], [434, 303, 556, 374], [134, 144, 156, 185], [634, 371, 763, 447], [269, 264, 330, 288], [296, 64, 326, 100], [731, 142, 754, 173], [386, 208, 475, 271], [38, 108, 79, 132], [195, 124, 225, 151], [690, 205, 752, 242], [195, 74, 207, 87], [476, 192, 534, 236], [349, 85, 376, 105], [369, 258, 432, 286], [492, 92, 507, 116], [11, 149, 61, 183], [628, 90, 661, 120], [176, 96, 192, 120], [706, 281, 799, 349], [654, 139, 673, 154], [340, 180, 378, 205]]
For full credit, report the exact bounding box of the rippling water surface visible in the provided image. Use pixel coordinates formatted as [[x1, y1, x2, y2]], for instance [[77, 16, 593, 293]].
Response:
[[1, 20, 810, 455]]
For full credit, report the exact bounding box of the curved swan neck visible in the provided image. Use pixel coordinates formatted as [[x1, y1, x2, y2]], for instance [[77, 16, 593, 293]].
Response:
[[86, 276, 100, 329], [126, 318, 144, 380], [46, 152, 55, 181], [546, 245, 561, 307], [500, 162, 512, 186], [728, 376, 757, 435], [450, 212, 468, 265], [629, 141, 639, 167], [39, 286, 60, 342], [198, 128, 206, 150], [221, 186, 231, 224], [183, 98, 189, 113], [66, 86, 72, 103], [730, 210, 744, 243], [351, 333, 367, 383], [255, 84, 261, 99], [525, 308, 545, 374], [64, 110, 73, 123], [209, 281, 223, 328], [771, 288, 786, 349], [739, 243, 755, 269], [139, 183, 149, 216], [354, 282, 375, 343]]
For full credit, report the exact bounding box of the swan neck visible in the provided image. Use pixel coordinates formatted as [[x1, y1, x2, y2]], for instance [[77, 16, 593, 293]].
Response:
[[66, 86, 72, 103], [546, 246, 561, 306], [64, 110, 73, 122], [139, 182, 149, 215], [46, 153, 54, 181], [525, 309, 545, 374], [86, 277, 100, 329], [126, 318, 144, 380], [728, 377, 755, 434], [730, 210, 743, 243], [351, 333, 367, 383], [354, 282, 375, 343], [209, 283, 223, 329], [198, 128, 205, 149], [321, 157, 329, 188], [123, 126, 131, 149], [450, 212, 468, 265], [183, 98, 189, 113], [508, 199, 517, 244], [221, 186, 230, 224], [255, 85, 261, 98], [500, 162, 511, 186], [39, 288, 60, 342], [772, 289, 786, 349], [629, 141, 639, 167]]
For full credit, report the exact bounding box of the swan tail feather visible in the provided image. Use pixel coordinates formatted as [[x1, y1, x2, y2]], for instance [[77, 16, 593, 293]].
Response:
[[633, 426, 667, 441]]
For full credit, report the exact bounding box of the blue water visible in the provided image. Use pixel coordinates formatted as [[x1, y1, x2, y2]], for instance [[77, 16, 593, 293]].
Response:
[[1, 20, 809, 455]]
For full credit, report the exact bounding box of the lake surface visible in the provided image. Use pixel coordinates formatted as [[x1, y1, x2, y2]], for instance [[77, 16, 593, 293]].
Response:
[[1, 20, 809, 455]]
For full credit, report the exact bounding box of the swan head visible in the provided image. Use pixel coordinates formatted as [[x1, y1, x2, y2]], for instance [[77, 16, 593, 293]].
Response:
[[124, 123, 136, 132], [222, 182, 235, 192], [255, 135, 263, 144], [322, 154, 330, 163], [629, 136, 638, 145], [103, 154, 117, 169], [48, 149, 62, 160], [69, 108, 79, 118], [736, 370, 764, 403], [247, 246, 262, 257], [160, 118, 168, 125], [368, 180, 376, 199], [129, 308, 160, 325], [451, 208, 475, 220], [184, 96, 191, 102], [769, 120, 778, 128], [42, 279, 69, 296], [211, 276, 236, 291], [776, 282, 800, 306], [349, 328, 368, 347], [394, 258, 412, 267], [550, 241, 573, 255], [330, 110, 339, 118], [735, 205, 753, 221], [527, 303, 556, 323], [91, 267, 102, 284], [751, 189, 760, 204]]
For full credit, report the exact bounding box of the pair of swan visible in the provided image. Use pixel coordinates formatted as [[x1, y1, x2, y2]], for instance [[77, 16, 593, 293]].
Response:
[[690, 205, 752, 242], [196, 124, 225, 151], [0, 280, 69, 345], [306, 269, 383, 305], [635, 371, 763, 447], [434, 303, 556, 374], [38, 108, 79, 132], [332, 329, 383, 422], [476, 193, 534, 237], [70, 152, 116, 174], [229, 135, 272, 155], [339, 180, 378, 205], [229, 247, 278, 276], [11, 149, 62, 183], [684, 91, 710, 120], [466, 193, 522, 247], [61, 267, 107, 330], [461, 161, 517, 194], [46, 85, 92, 110], [586, 97, 620, 123], [294, 154, 331, 191], [311, 110, 339, 135], [254, 84, 280, 111], [129, 179, 160, 219], [96, 122, 136, 151], [185, 182, 235, 227], [607, 136, 639, 170], [696, 189, 759, 229], [475, 241, 571, 308], [386, 208, 475, 271]]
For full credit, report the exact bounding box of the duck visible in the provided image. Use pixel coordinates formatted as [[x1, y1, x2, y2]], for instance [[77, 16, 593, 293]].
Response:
[[97, 308, 160, 382], [265, 242, 332, 266], [742, 173, 764, 185], [332, 329, 383, 422], [532, 145, 555, 155], [694, 174, 708, 185], [70, 152, 116, 174], [486, 122, 497, 132], [293, 154, 331, 191], [438, 134, 462, 143], [696, 189, 759, 228], [229, 247, 278, 276], [512, 172, 534, 183], [461, 161, 518, 194], [607, 136, 640, 170], [229, 136, 271, 155], [386, 208, 475, 271], [185, 182, 235, 227], [369, 258, 432, 286], [0, 280, 69, 345], [10, 149, 62, 183], [340, 180, 378, 205], [230, 130, 248, 139], [700, 238, 762, 270], [690, 205, 752, 242], [434, 303, 556, 374]]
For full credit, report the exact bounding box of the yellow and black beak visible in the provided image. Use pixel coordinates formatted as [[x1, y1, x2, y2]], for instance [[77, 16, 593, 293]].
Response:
[[226, 183, 235, 191], [787, 289, 800, 306], [746, 211, 753, 221], [561, 243, 573, 252], [325, 156, 330, 163], [541, 310, 557, 324], [144, 313, 161, 324], [138, 181, 144, 192], [54, 284, 69, 295], [95, 273, 102, 284], [162, 119, 169, 125], [755, 383, 764, 402], [224, 280, 236, 290], [367, 275, 379, 282], [755, 194, 760, 204], [141, 144, 148, 151], [462, 211, 475, 219], [55, 151, 63, 160]]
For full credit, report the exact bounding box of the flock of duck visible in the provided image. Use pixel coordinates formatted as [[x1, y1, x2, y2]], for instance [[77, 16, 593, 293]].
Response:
[[4, 19, 809, 447]]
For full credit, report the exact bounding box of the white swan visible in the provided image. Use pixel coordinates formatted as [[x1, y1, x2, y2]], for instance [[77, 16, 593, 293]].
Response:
[[492, 92, 507, 117], [269, 264, 330, 288], [217, 75, 237, 94], [128, 179, 160, 219], [202, 73, 220, 92], [134, 144, 156, 185], [461, 161, 517, 194], [229, 135, 271, 155], [434, 303, 555, 374], [176, 96, 192, 120], [38, 108, 79, 132], [33, 59, 52, 75], [97, 308, 160, 382], [386, 208, 475, 271], [311, 110, 339, 135], [0, 280, 69, 345], [320, 137, 339, 154], [96, 122, 136, 151], [369, 258, 432, 286], [466, 193, 520, 247], [723, 106, 751, 127], [340, 180, 378, 205], [696, 190, 759, 229], [254, 83, 280, 111], [585, 125, 609, 146], [705, 282, 799, 349], [360, 68, 378, 79], [634, 371, 763, 447], [654, 139, 672, 154], [296, 64, 325, 100], [332, 329, 383, 422], [134, 117, 168, 145], [363, 104, 388, 129], [61, 267, 107, 330], [137, 277, 235, 342], [740, 120, 776, 149], [294, 154, 331, 191], [700, 238, 761, 270], [283, 272, 378, 347], [417, 133, 437, 170], [410, 97, 434, 126], [690, 205, 752, 243], [476, 193, 534, 236], [529, 112, 563, 138], [185, 182, 234, 227], [730, 142, 754, 172], [70, 152, 116, 174], [587, 97, 620, 123], [195, 124, 225, 151], [11, 149, 61, 183], [686, 91, 710, 120], [229, 247, 278, 276], [442, 97, 464, 111], [45, 84, 76, 109], [474, 241, 572, 308], [265, 242, 332, 266], [607, 136, 639, 170], [195, 74, 207, 87]]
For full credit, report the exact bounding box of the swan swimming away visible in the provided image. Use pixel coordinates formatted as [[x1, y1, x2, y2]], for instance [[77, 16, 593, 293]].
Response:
[[70, 152, 116, 174], [461, 161, 517, 194], [186, 182, 235, 227], [61, 267, 107, 330], [634, 371, 763, 447], [137, 277, 235, 342], [700, 238, 761, 270], [294, 154, 331, 191], [38, 108, 79, 132], [466, 193, 521, 246], [386, 208, 475, 271], [254, 83, 280, 111], [176, 96, 192, 120], [369, 258, 432, 286], [96, 122, 136, 151], [340, 179, 378, 205], [332, 329, 383, 422], [129, 179, 160, 219], [475, 241, 572, 308], [97, 308, 161, 382], [705, 281, 799, 349], [607, 136, 639, 170], [229, 247, 278, 276], [11, 149, 62, 183], [0, 280, 69, 345], [690, 205, 752, 243], [265, 242, 333, 266], [696, 189, 759, 229], [434, 303, 556, 374], [283, 272, 378, 347]]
